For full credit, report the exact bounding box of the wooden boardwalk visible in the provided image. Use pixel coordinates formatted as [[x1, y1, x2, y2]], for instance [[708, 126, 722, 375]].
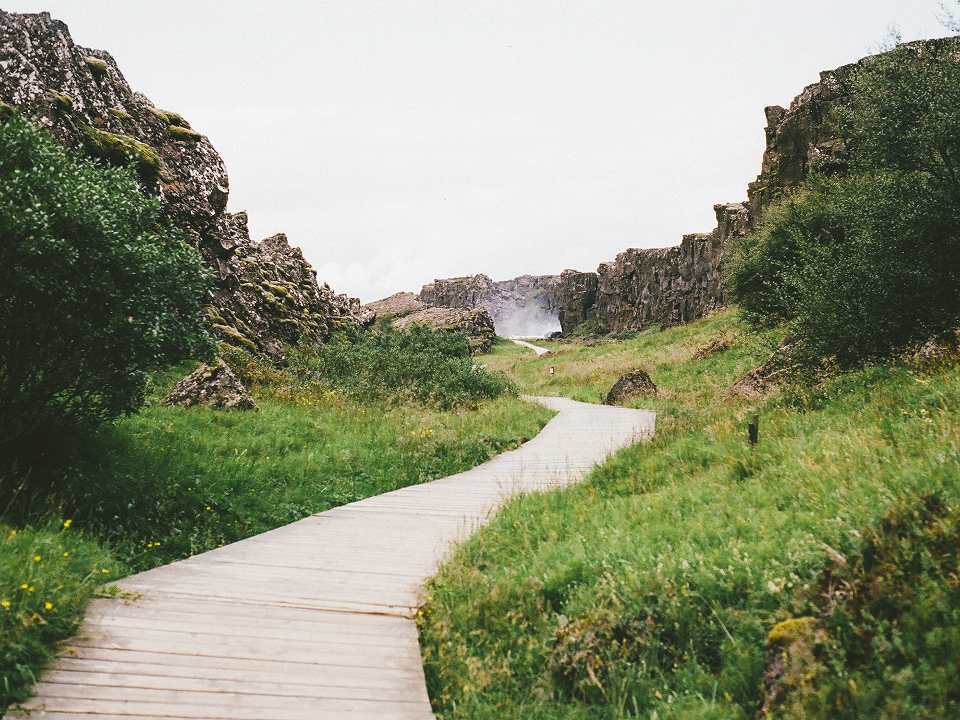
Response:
[[509, 338, 550, 356], [8, 397, 654, 720]]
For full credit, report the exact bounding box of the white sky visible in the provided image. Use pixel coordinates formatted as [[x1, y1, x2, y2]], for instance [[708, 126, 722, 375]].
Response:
[[6, 1, 951, 300]]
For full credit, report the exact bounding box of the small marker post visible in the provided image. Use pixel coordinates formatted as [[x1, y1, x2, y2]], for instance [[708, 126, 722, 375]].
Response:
[[748, 414, 759, 446]]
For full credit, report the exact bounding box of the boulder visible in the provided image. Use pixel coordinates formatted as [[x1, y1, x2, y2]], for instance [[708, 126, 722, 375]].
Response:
[[165, 359, 255, 410], [604, 369, 657, 405], [393, 306, 496, 353]]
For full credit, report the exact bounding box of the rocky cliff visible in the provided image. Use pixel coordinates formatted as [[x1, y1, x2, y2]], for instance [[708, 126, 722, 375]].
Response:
[[418, 273, 560, 336], [550, 42, 924, 335], [0, 10, 369, 360]]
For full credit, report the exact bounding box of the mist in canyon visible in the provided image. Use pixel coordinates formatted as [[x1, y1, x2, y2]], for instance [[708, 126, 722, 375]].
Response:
[[494, 303, 561, 339]]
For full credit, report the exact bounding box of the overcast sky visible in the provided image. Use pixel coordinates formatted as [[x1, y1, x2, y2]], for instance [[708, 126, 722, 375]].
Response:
[[6, 1, 952, 300]]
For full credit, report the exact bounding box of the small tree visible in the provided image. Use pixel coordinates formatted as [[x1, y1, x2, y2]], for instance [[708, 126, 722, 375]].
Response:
[[726, 39, 960, 363], [0, 115, 213, 457]]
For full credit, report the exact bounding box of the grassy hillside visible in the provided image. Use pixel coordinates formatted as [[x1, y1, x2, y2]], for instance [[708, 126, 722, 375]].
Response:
[[1, 361, 551, 711], [421, 310, 960, 718]]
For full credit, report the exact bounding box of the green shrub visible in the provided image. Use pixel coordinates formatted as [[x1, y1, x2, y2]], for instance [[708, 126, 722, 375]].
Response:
[[0, 116, 212, 466], [726, 40, 960, 363], [287, 325, 517, 409]]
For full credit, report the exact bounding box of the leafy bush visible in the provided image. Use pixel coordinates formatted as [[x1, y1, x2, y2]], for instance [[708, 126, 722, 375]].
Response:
[[726, 40, 960, 363], [0, 115, 212, 459], [287, 325, 517, 408]]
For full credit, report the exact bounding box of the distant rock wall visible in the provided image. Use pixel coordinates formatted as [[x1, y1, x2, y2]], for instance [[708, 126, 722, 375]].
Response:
[[0, 10, 369, 360], [555, 270, 598, 333], [418, 274, 560, 336], [588, 203, 750, 333]]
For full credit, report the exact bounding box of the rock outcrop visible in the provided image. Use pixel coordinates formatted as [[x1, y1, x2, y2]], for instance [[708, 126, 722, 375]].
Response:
[[392, 307, 496, 353], [164, 359, 256, 410], [0, 10, 367, 360], [555, 270, 599, 334], [362, 292, 427, 321], [418, 274, 560, 336]]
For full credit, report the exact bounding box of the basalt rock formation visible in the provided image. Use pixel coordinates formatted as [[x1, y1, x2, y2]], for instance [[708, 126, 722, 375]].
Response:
[[0, 10, 368, 360], [548, 43, 947, 335], [555, 270, 599, 333], [418, 274, 560, 336], [392, 306, 496, 354]]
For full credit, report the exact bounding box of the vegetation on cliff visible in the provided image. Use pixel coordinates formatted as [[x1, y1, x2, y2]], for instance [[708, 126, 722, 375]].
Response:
[[727, 38, 960, 363]]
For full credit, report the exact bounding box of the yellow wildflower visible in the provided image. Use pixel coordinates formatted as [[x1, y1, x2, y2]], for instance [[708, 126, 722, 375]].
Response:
[[33, 554, 42, 562], [62, 519, 73, 529], [43, 600, 53, 611], [1, 599, 10, 610], [63, 551, 70, 558], [101, 568, 109, 574], [19, 582, 28, 590]]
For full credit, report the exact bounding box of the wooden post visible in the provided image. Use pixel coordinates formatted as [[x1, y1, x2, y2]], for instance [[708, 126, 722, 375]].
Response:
[[748, 414, 759, 446]]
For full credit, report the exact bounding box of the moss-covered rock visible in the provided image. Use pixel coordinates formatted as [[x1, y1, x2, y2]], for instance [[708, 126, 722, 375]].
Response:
[[263, 282, 292, 300], [81, 124, 160, 175], [46, 91, 73, 112], [211, 323, 259, 353], [147, 107, 190, 128], [83, 55, 108, 77], [167, 125, 202, 142], [108, 107, 131, 123]]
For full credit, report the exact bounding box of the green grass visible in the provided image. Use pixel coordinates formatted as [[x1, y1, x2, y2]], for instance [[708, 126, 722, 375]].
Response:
[[0, 523, 119, 708], [40, 392, 550, 571], [1, 353, 552, 712], [419, 310, 960, 718]]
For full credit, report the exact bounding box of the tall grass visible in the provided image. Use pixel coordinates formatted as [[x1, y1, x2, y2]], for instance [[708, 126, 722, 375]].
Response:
[[420, 310, 960, 718]]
